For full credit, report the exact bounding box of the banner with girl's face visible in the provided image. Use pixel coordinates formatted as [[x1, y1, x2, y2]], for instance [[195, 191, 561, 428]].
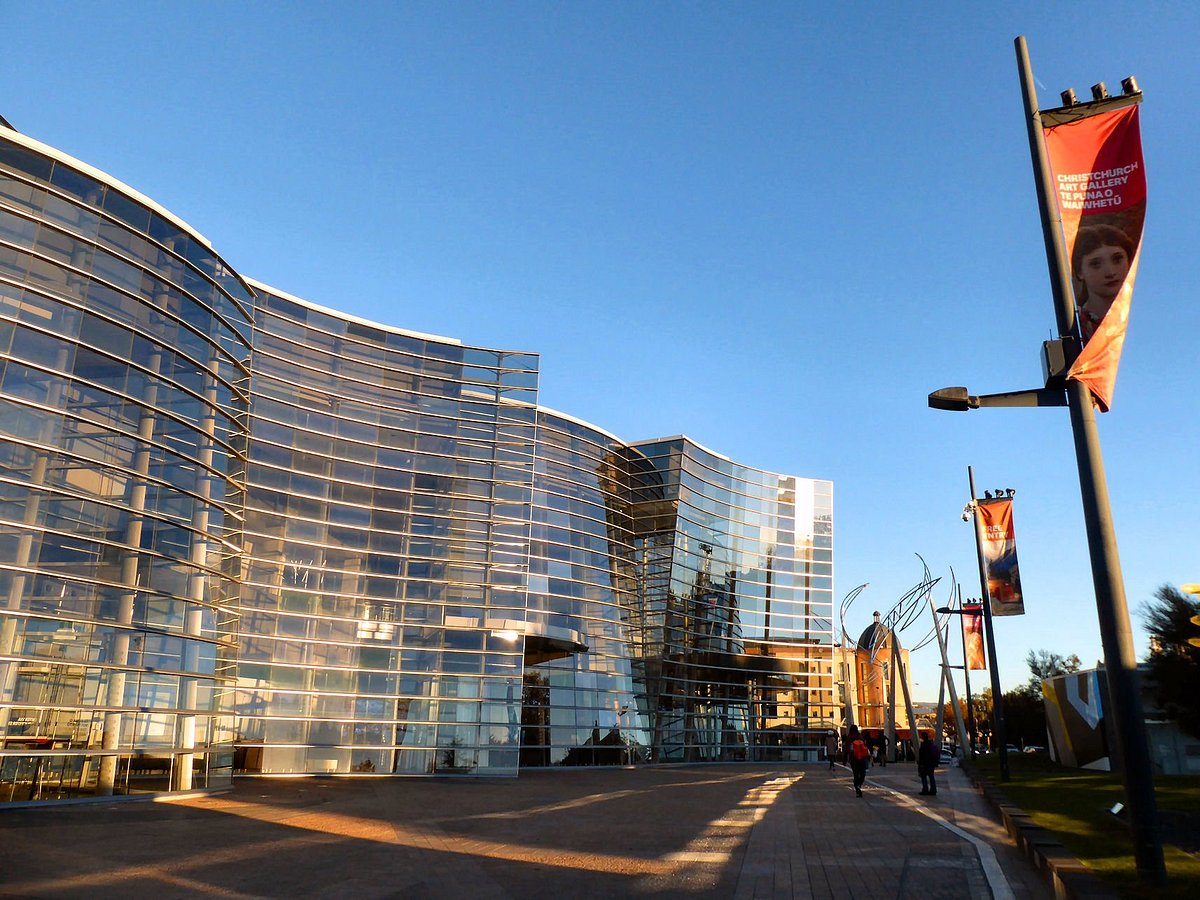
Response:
[[962, 604, 986, 670], [1043, 104, 1145, 412], [978, 497, 1025, 617]]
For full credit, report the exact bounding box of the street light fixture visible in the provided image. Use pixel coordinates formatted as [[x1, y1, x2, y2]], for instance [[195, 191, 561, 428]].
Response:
[[927, 384, 1068, 411]]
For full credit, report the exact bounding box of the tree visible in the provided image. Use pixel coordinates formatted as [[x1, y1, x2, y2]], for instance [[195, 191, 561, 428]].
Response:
[[1141, 584, 1200, 737], [1003, 685, 1046, 749], [1023, 649, 1082, 701], [940, 699, 966, 746], [968, 689, 994, 748], [1000, 649, 1084, 747], [942, 691, 994, 752]]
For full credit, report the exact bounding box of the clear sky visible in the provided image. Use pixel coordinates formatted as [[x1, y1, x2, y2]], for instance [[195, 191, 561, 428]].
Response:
[[5, 1, 1197, 701]]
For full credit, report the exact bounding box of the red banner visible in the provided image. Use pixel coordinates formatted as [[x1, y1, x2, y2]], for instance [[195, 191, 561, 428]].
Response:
[[978, 498, 1025, 617], [1044, 104, 1145, 412], [962, 603, 986, 670]]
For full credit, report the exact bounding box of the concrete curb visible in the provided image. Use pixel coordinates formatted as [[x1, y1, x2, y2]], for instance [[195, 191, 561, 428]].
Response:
[[969, 772, 1118, 900]]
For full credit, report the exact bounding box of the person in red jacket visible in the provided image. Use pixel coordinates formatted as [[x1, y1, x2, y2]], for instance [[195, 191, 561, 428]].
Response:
[[846, 725, 871, 798]]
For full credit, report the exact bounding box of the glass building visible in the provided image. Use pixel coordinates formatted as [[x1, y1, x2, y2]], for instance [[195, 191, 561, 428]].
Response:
[[627, 438, 836, 761], [0, 121, 833, 802], [0, 128, 251, 801], [236, 282, 539, 777]]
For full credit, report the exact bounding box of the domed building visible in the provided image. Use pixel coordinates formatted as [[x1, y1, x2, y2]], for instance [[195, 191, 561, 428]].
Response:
[[832, 611, 920, 756], [853, 611, 900, 731]]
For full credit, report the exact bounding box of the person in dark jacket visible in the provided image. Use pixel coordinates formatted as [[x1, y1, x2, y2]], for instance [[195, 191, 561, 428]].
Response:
[[824, 730, 840, 770], [917, 735, 940, 796]]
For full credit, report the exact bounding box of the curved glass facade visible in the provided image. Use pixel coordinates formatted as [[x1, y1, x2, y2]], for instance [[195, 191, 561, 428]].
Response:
[[0, 123, 833, 801], [0, 130, 252, 801], [627, 438, 836, 761], [235, 283, 538, 776], [523, 411, 647, 765]]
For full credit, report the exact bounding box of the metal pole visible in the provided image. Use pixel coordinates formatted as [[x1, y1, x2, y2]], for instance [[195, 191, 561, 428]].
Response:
[[842, 640, 857, 730], [929, 595, 970, 756], [968, 466, 1009, 781], [894, 650, 921, 763], [1015, 35, 1165, 885], [958, 587, 978, 755], [885, 635, 897, 764], [935, 663, 946, 741]]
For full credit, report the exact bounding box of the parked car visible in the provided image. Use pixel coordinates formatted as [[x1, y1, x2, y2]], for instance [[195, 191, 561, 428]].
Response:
[[1023, 745, 1046, 754]]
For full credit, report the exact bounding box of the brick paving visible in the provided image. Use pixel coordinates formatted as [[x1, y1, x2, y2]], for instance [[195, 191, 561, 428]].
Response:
[[0, 761, 1051, 898]]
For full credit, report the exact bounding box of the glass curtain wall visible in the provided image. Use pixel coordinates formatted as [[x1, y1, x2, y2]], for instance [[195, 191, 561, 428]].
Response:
[[0, 122, 837, 794], [0, 131, 251, 801], [628, 438, 835, 762], [522, 411, 648, 766], [236, 284, 539, 776]]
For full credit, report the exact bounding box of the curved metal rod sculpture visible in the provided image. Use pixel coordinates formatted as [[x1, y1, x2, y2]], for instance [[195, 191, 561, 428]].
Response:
[[908, 622, 940, 654], [904, 555, 945, 653], [935, 565, 959, 630], [914, 557, 967, 654], [838, 582, 870, 650], [868, 574, 940, 665], [902, 554, 950, 652]]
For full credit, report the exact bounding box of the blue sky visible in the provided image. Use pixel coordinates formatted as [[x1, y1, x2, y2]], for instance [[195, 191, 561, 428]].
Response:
[[6, 2, 1198, 699]]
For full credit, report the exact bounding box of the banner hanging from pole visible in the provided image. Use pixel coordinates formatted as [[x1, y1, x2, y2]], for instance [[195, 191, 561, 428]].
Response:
[[963, 603, 987, 669], [978, 497, 1025, 616], [1043, 103, 1146, 412]]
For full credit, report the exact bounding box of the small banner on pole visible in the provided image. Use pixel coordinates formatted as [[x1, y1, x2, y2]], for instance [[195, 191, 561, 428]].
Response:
[[963, 603, 987, 669], [978, 497, 1025, 616], [1043, 103, 1146, 412]]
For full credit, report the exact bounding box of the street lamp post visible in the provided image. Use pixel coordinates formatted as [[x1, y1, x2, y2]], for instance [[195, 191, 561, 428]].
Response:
[[1017, 37, 1162, 885], [926, 593, 971, 759], [927, 37, 1164, 885], [967, 467, 1010, 781], [936, 590, 980, 756], [958, 592, 979, 756]]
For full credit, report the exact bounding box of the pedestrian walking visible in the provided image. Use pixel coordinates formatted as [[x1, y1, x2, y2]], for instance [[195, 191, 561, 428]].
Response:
[[878, 732, 888, 766], [824, 730, 839, 770], [846, 725, 871, 797], [918, 734, 940, 796]]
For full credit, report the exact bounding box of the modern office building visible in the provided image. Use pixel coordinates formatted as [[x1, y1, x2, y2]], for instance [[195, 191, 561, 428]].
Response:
[[0, 122, 834, 803]]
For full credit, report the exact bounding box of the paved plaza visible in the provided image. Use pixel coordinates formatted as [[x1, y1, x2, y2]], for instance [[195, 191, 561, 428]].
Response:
[[1, 760, 1052, 899]]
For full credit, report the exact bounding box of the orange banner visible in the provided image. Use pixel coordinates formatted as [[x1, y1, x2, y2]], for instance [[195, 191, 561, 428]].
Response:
[[978, 498, 1025, 617], [962, 603, 986, 670], [1044, 104, 1145, 412]]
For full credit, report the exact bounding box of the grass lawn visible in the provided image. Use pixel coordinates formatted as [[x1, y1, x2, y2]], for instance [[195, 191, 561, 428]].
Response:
[[970, 752, 1200, 898]]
